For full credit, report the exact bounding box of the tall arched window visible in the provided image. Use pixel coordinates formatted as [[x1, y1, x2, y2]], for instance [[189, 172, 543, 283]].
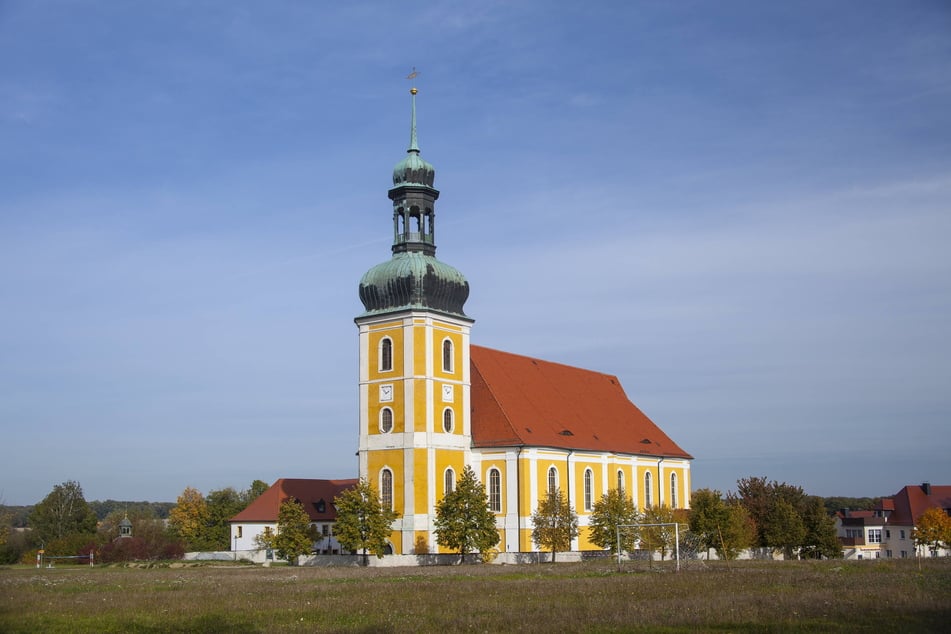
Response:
[[442, 408, 453, 433], [583, 469, 593, 511], [444, 468, 455, 495], [670, 472, 678, 508], [617, 470, 625, 494], [548, 466, 558, 493], [488, 468, 501, 513], [644, 472, 653, 508], [442, 339, 453, 373], [380, 338, 393, 372], [381, 469, 393, 510], [379, 407, 393, 433]]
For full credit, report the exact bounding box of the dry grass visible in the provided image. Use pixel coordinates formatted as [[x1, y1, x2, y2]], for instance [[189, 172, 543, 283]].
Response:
[[1, 558, 949, 632]]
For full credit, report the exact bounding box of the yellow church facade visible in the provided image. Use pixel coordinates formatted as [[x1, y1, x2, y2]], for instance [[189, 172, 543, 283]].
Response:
[[355, 87, 692, 556]]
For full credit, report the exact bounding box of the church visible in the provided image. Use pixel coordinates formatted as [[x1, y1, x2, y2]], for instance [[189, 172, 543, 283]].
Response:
[[232, 86, 692, 556]]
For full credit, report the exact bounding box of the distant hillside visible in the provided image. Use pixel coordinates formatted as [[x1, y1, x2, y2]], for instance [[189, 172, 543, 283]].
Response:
[[3, 500, 175, 526]]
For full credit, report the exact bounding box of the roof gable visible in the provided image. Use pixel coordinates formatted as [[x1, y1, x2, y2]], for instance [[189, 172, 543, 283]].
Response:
[[470, 345, 691, 459], [230, 478, 358, 523], [887, 484, 951, 525]]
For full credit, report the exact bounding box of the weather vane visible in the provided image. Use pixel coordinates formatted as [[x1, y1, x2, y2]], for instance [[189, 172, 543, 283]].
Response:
[[407, 67, 419, 94]]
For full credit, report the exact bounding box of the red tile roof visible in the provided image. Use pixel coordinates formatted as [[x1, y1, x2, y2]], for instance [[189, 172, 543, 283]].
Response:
[[470, 345, 691, 459], [230, 478, 358, 523], [884, 484, 951, 526]]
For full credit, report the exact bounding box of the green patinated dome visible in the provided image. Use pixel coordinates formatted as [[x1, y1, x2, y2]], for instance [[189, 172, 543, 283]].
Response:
[[392, 149, 435, 188], [359, 251, 469, 317]]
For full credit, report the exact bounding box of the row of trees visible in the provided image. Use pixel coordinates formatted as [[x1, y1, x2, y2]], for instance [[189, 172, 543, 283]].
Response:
[[167, 480, 269, 551]]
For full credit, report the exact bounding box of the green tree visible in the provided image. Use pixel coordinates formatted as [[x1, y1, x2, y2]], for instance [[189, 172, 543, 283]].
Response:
[[763, 499, 805, 559], [205, 487, 246, 550], [334, 479, 399, 565], [641, 505, 678, 562], [718, 501, 756, 560], [588, 488, 640, 553], [273, 498, 314, 564], [168, 487, 210, 551], [531, 488, 578, 562], [434, 466, 500, 563], [688, 488, 727, 558], [29, 480, 97, 545], [800, 496, 842, 559], [914, 507, 951, 555], [245, 480, 269, 503]]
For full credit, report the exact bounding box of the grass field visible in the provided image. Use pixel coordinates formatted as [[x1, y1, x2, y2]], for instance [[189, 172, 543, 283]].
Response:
[[1, 558, 949, 632]]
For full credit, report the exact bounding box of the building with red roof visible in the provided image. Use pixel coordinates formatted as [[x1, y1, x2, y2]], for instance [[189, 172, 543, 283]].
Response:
[[835, 483, 951, 560]]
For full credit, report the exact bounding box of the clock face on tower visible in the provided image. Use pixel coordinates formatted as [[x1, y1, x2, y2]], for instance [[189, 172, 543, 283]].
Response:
[[379, 384, 393, 402], [442, 383, 454, 403]]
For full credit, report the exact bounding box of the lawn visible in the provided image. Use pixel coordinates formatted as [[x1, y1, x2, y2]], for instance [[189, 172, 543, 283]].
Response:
[[1, 558, 949, 632]]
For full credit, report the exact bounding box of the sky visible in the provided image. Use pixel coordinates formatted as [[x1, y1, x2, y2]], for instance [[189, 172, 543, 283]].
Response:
[[1, 1, 949, 506]]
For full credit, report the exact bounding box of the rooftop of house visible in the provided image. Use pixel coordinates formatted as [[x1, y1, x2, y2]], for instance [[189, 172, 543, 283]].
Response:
[[230, 478, 358, 523], [874, 483, 951, 526], [470, 345, 691, 459]]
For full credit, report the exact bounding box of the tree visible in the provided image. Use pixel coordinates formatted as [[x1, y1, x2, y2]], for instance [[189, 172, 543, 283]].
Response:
[[689, 489, 756, 560], [168, 487, 210, 551], [800, 496, 842, 559], [734, 476, 807, 556], [589, 488, 640, 553], [688, 488, 727, 558], [273, 498, 314, 565], [914, 507, 951, 556], [245, 480, 269, 503], [29, 480, 97, 545], [204, 487, 246, 550], [531, 488, 578, 562], [434, 466, 500, 563], [763, 499, 805, 559], [641, 505, 678, 562], [334, 479, 399, 565]]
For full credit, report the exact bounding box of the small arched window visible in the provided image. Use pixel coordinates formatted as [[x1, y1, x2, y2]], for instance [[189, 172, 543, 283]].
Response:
[[381, 469, 393, 510], [644, 472, 653, 508], [617, 470, 625, 494], [380, 408, 393, 434], [548, 466, 558, 493], [488, 468, 501, 513], [443, 408, 453, 433], [583, 469, 593, 511], [670, 472, 678, 508], [380, 338, 393, 372], [444, 468, 455, 495], [442, 339, 453, 373]]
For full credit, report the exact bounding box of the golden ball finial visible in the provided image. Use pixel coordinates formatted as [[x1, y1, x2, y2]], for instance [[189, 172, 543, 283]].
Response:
[[410, 87, 418, 95]]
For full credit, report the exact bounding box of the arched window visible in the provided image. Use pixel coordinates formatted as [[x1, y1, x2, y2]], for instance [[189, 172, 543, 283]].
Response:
[[380, 338, 393, 372], [442, 339, 453, 373], [381, 469, 393, 510], [617, 470, 625, 494], [488, 468, 501, 513], [644, 472, 653, 508], [443, 408, 453, 433], [670, 472, 678, 508], [584, 469, 593, 511], [548, 466, 558, 493], [444, 468, 455, 495], [379, 408, 393, 434]]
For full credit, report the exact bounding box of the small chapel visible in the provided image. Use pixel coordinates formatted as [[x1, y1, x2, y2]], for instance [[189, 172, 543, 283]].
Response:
[[232, 86, 692, 556]]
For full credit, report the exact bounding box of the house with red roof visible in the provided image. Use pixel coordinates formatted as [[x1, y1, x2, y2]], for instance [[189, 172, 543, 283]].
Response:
[[230, 479, 356, 554], [835, 483, 951, 559]]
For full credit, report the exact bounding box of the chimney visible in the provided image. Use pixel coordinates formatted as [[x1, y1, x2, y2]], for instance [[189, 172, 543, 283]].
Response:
[[922, 482, 932, 495]]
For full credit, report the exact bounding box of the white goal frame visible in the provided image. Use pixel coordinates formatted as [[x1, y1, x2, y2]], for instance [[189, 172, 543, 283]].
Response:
[[615, 522, 682, 572]]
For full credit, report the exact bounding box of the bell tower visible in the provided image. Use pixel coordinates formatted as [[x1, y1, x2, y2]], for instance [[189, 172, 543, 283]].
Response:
[[355, 84, 473, 555]]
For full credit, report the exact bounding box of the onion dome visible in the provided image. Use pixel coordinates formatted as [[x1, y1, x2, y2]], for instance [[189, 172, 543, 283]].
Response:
[[357, 85, 470, 319], [359, 251, 469, 317]]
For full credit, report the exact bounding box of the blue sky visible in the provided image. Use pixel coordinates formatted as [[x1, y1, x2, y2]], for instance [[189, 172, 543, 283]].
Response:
[[1, 1, 949, 506]]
